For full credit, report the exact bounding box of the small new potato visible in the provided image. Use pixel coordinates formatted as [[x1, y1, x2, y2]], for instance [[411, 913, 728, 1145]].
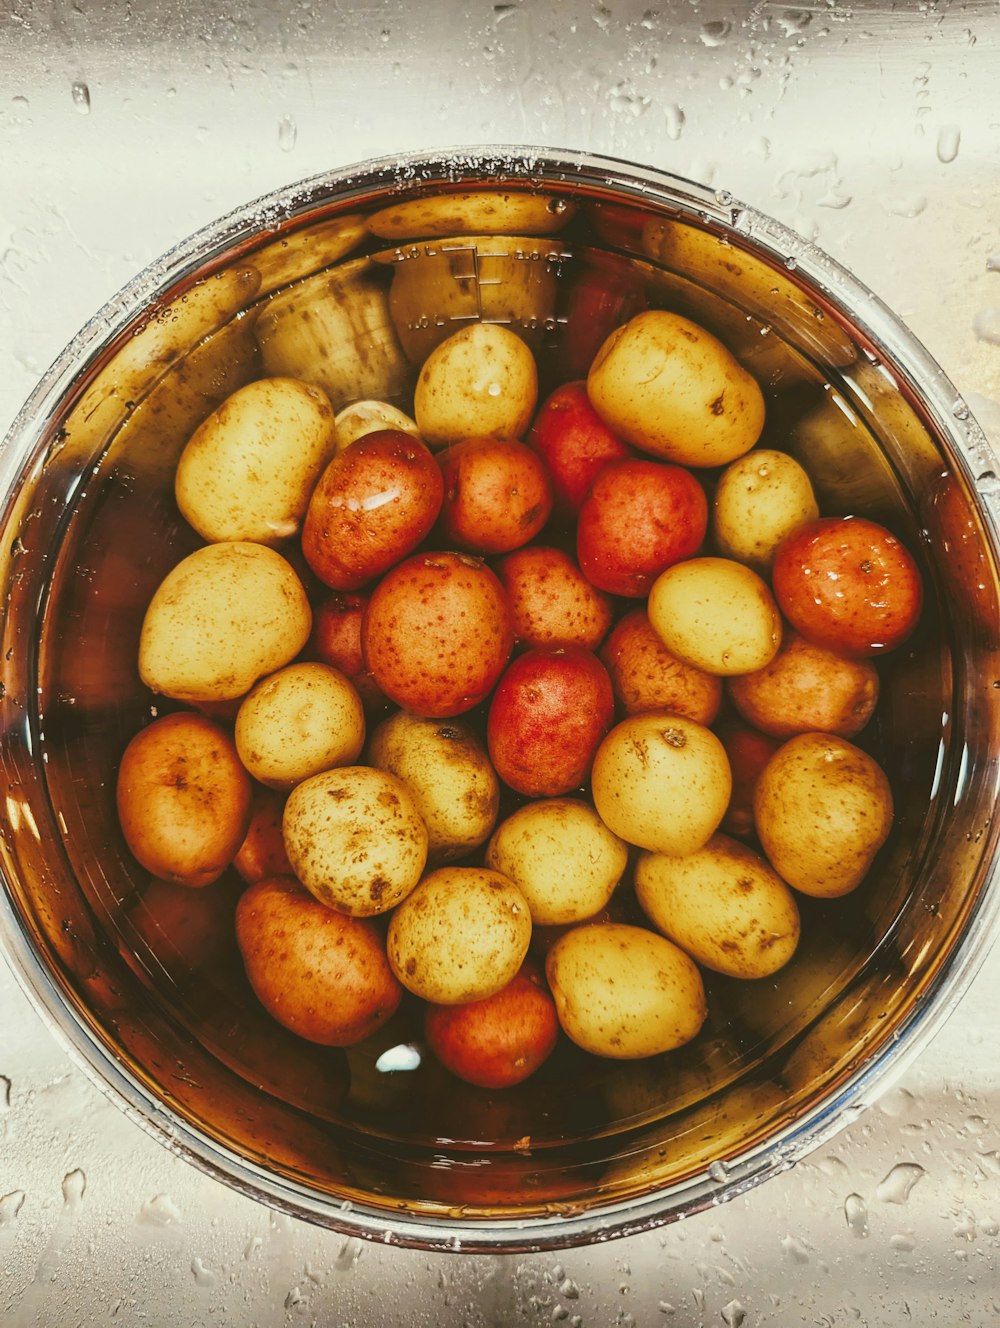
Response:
[[387, 866, 532, 1004], [713, 448, 819, 569], [591, 713, 731, 855], [413, 323, 538, 449], [234, 662, 365, 790], [599, 608, 722, 723], [116, 712, 252, 888], [138, 542, 312, 703], [635, 834, 800, 979], [174, 377, 338, 545], [486, 798, 628, 926], [586, 310, 765, 467], [282, 766, 428, 916], [367, 711, 500, 864], [754, 732, 894, 897], [545, 923, 707, 1058], [334, 398, 420, 450], [647, 556, 782, 676], [495, 545, 614, 651]]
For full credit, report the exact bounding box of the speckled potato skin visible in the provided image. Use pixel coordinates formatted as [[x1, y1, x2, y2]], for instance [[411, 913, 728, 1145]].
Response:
[[362, 551, 513, 718], [485, 798, 628, 926], [436, 437, 553, 555], [753, 732, 894, 897], [116, 712, 252, 888], [413, 323, 538, 449], [635, 833, 801, 979], [495, 545, 614, 651], [367, 711, 500, 864], [713, 448, 819, 569], [545, 923, 707, 1058], [586, 310, 765, 467], [647, 556, 782, 676], [599, 607, 722, 723], [138, 542, 312, 703], [727, 630, 879, 739], [174, 377, 338, 545], [386, 866, 532, 1004], [234, 662, 366, 790], [236, 875, 402, 1046], [591, 713, 731, 855], [282, 766, 428, 916]]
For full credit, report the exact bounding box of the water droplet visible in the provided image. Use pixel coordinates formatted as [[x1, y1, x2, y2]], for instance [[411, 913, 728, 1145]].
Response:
[[191, 1256, 216, 1288], [876, 1162, 926, 1204], [658, 1304, 676, 1316], [278, 115, 297, 152], [486, 382, 502, 397], [714, 189, 733, 208], [784, 256, 798, 271], [708, 1160, 728, 1182], [890, 1232, 916, 1252], [953, 399, 971, 421], [936, 124, 961, 164], [71, 81, 91, 114], [608, 82, 651, 117], [335, 1235, 363, 1270], [243, 1235, 262, 1260], [844, 1192, 870, 1238], [700, 20, 732, 46], [884, 191, 928, 219], [781, 1233, 811, 1263], [664, 103, 685, 141], [138, 1193, 182, 1227], [818, 188, 853, 210], [987, 253, 1000, 273], [0, 1191, 25, 1226], [0, 1075, 10, 1110], [722, 1300, 746, 1328], [285, 1286, 306, 1310], [62, 1168, 86, 1210], [973, 308, 1000, 346]]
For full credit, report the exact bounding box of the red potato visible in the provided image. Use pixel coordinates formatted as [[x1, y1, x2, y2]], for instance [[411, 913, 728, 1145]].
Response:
[[728, 630, 880, 739], [232, 786, 293, 885], [772, 516, 923, 658], [436, 437, 553, 555], [301, 429, 444, 590], [716, 720, 782, 839], [487, 645, 615, 796], [127, 876, 242, 977], [235, 875, 403, 1046], [362, 551, 514, 717], [558, 250, 649, 381], [309, 590, 388, 712], [526, 381, 633, 517], [925, 470, 999, 649], [495, 545, 614, 651], [599, 608, 722, 724], [423, 962, 560, 1089], [116, 712, 253, 888], [576, 458, 708, 597]]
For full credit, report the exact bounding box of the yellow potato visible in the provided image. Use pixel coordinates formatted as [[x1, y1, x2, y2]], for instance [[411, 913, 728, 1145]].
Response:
[[413, 323, 538, 448], [333, 399, 420, 451], [591, 713, 731, 855], [545, 923, 707, 1058], [635, 834, 800, 979], [485, 798, 628, 925], [386, 866, 531, 1004], [234, 663, 365, 790], [282, 766, 428, 916], [586, 310, 765, 467], [753, 733, 894, 897], [366, 712, 499, 864], [647, 556, 782, 676], [712, 448, 819, 569], [138, 542, 312, 703], [174, 377, 338, 545], [366, 190, 575, 239]]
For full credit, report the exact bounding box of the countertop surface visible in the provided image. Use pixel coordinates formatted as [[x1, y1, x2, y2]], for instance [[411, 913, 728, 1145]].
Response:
[[2, 1, 1000, 1323]]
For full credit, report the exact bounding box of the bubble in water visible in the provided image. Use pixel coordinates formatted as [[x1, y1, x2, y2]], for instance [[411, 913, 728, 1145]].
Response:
[[664, 103, 685, 141], [0, 1191, 26, 1226], [71, 81, 91, 114], [844, 1192, 869, 1238], [876, 1162, 926, 1204], [700, 20, 732, 46], [62, 1168, 86, 1210], [973, 309, 1000, 346], [278, 115, 297, 152], [936, 124, 961, 164], [722, 1300, 746, 1328]]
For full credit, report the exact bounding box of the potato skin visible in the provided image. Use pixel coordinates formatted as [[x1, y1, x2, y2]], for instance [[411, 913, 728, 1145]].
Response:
[[436, 437, 553, 555], [753, 732, 894, 897], [545, 923, 707, 1058], [301, 429, 444, 590], [526, 379, 632, 517], [586, 310, 765, 468], [713, 448, 819, 569], [232, 786, 293, 884], [116, 712, 252, 888], [414, 323, 538, 449], [495, 545, 613, 651], [599, 608, 722, 723], [386, 866, 532, 1005], [138, 542, 312, 703], [236, 875, 402, 1046], [635, 834, 800, 979]]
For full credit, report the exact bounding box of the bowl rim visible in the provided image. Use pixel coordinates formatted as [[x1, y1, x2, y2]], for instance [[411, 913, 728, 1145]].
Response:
[[2, 143, 1000, 1253]]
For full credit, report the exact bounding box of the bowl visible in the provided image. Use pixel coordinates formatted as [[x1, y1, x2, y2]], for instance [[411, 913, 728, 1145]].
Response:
[[2, 146, 999, 1253]]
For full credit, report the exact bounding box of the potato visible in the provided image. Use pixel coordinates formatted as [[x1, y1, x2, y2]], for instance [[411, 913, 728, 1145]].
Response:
[[485, 798, 628, 926], [635, 834, 800, 979], [366, 190, 575, 239], [138, 542, 312, 703], [526, 380, 633, 517], [234, 662, 365, 790], [334, 399, 420, 450], [236, 875, 402, 1046], [591, 713, 731, 855], [174, 377, 338, 545], [116, 712, 252, 888], [713, 448, 819, 569], [545, 923, 707, 1058], [309, 591, 388, 713], [437, 437, 553, 555], [386, 866, 532, 1004], [232, 786, 292, 884], [647, 556, 782, 676], [282, 766, 428, 916], [367, 711, 500, 864], [753, 732, 894, 897], [413, 323, 538, 449], [586, 310, 765, 468], [599, 607, 722, 723], [727, 630, 879, 739], [716, 720, 781, 839], [495, 545, 614, 651]]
